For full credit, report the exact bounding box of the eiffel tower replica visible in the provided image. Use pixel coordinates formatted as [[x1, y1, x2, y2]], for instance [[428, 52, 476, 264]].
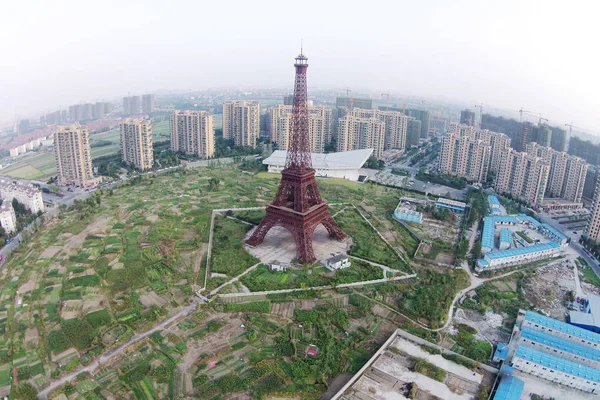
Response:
[[246, 50, 345, 263]]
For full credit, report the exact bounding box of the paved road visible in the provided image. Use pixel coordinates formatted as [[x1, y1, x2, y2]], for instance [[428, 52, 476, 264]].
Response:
[[38, 298, 203, 399]]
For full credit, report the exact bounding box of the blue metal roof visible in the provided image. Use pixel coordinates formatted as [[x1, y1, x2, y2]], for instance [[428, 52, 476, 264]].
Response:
[[500, 228, 512, 245], [493, 375, 524, 400], [485, 241, 560, 260], [482, 215, 519, 251], [525, 311, 600, 346], [539, 223, 567, 243], [521, 326, 600, 363], [517, 214, 541, 228], [489, 195, 501, 207], [494, 343, 509, 360], [515, 345, 600, 382]]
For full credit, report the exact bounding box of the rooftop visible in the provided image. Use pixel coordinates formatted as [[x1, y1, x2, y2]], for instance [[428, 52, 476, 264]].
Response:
[[515, 345, 600, 383], [500, 228, 512, 244], [436, 197, 467, 208], [521, 326, 600, 363], [0, 201, 13, 213], [488, 195, 501, 207], [525, 311, 600, 346], [327, 254, 348, 263], [493, 375, 524, 400], [263, 149, 373, 169], [485, 241, 560, 260], [539, 223, 568, 242]]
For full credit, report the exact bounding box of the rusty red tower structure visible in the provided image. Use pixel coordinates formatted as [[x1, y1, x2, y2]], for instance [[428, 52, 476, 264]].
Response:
[[246, 51, 345, 263]]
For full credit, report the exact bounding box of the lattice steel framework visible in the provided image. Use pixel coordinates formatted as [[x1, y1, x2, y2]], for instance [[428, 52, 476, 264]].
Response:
[[246, 52, 345, 263]]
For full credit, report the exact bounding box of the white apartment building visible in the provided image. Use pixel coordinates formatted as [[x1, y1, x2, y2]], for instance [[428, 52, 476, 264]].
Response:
[[0, 180, 45, 214], [170, 110, 215, 158], [350, 109, 408, 152], [0, 202, 17, 234], [222, 101, 260, 147]]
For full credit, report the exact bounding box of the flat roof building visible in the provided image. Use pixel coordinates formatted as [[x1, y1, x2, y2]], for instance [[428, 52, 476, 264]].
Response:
[[263, 149, 372, 182], [435, 198, 467, 213]]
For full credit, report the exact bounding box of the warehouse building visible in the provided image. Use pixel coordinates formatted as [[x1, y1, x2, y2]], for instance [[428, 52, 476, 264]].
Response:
[[491, 310, 600, 398], [435, 198, 467, 213], [488, 195, 504, 215], [476, 242, 561, 271], [569, 293, 600, 333]]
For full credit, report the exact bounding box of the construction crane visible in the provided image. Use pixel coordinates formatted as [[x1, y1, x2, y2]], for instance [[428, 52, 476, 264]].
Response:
[[518, 107, 532, 122], [538, 117, 548, 127]]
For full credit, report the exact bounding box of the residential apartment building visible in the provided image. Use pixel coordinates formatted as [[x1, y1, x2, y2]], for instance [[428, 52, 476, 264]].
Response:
[[406, 118, 421, 148], [222, 101, 260, 147], [587, 173, 600, 242], [142, 94, 155, 114], [460, 109, 476, 126], [120, 118, 154, 170], [335, 96, 373, 110], [123, 95, 141, 116], [0, 180, 45, 214], [269, 105, 332, 153], [69, 104, 83, 122], [526, 142, 588, 203], [495, 147, 550, 208], [439, 129, 490, 183], [170, 110, 215, 158], [54, 125, 94, 187], [0, 202, 16, 235], [489, 132, 511, 173], [337, 114, 385, 158], [341, 108, 408, 152]]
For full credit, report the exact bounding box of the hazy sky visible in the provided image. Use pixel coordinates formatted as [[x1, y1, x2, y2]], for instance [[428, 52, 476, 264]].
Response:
[[2, 0, 599, 132]]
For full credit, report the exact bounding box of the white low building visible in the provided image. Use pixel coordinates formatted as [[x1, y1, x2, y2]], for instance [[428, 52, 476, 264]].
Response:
[[325, 254, 351, 270], [263, 149, 373, 182], [0, 180, 45, 214], [0, 202, 17, 234]]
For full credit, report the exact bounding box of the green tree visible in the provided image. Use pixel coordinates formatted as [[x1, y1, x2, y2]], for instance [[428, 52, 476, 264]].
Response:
[[13, 382, 38, 400]]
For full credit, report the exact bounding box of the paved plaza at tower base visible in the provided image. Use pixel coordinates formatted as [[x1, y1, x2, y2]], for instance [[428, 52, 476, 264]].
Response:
[[246, 224, 352, 265]]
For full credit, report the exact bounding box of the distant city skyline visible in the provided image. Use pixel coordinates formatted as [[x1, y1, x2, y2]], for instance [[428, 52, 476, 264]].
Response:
[[2, 0, 599, 133]]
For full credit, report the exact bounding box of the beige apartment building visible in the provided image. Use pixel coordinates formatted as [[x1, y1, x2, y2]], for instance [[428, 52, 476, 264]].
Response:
[[269, 105, 332, 153], [495, 147, 550, 208], [54, 125, 94, 187], [526, 142, 588, 203], [222, 101, 260, 147], [350, 109, 408, 151], [489, 132, 511, 173], [120, 118, 154, 170], [587, 174, 600, 242], [170, 111, 215, 158], [442, 123, 509, 176], [337, 115, 385, 158], [439, 131, 490, 183]]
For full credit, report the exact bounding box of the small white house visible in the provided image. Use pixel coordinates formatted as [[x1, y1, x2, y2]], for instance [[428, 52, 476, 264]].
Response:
[[325, 254, 351, 271], [269, 262, 287, 272]]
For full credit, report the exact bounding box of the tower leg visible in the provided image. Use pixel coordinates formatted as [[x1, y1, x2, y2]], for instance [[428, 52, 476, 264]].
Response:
[[321, 215, 346, 240], [246, 215, 277, 246], [294, 225, 316, 264]]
